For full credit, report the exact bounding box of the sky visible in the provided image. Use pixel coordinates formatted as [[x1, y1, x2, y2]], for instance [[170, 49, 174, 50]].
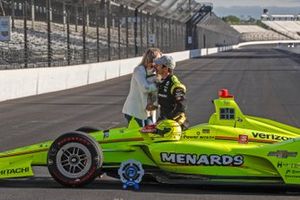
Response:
[[206, 0, 300, 8], [205, 0, 300, 18]]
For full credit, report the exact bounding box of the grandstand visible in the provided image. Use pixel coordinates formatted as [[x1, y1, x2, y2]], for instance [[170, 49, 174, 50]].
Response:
[[261, 14, 300, 40], [0, 0, 240, 69], [0, 19, 134, 67], [231, 25, 289, 42], [196, 13, 240, 47], [0, 0, 192, 68], [261, 21, 300, 40]]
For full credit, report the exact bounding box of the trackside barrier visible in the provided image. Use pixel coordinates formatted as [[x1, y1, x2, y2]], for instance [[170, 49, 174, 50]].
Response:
[[234, 40, 300, 48], [233, 40, 300, 56], [0, 43, 261, 102]]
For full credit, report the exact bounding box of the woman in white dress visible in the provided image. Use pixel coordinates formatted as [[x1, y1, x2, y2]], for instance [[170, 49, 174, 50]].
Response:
[[122, 48, 161, 127]]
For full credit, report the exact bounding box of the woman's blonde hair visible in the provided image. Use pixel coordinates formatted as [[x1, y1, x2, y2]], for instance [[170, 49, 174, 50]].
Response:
[[140, 48, 162, 67]]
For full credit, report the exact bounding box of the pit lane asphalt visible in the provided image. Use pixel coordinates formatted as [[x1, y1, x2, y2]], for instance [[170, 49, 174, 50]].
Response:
[[0, 46, 300, 200]]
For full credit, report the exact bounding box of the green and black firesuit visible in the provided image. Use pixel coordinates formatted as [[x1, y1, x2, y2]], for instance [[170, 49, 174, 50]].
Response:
[[157, 74, 188, 130]]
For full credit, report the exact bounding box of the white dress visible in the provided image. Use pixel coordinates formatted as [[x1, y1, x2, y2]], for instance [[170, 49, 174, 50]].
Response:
[[122, 65, 157, 120]]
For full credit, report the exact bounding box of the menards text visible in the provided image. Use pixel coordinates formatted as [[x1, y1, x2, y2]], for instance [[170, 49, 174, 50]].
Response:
[[160, 153, 244, 166]]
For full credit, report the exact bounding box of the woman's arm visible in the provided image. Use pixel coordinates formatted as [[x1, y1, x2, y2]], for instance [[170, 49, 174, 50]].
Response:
[[134, 66, 157, 93]]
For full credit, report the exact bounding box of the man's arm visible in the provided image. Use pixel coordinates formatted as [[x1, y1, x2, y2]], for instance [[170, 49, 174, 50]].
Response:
[[169, 87, 187, 119]]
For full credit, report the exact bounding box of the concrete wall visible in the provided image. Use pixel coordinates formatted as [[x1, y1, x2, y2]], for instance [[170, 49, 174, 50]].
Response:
[[4, 40, 300, 101], [2, 40, 298, 102], [0, 46, 232, 102], [197, 28, 240, 48], [195, 13, 240, 49], [234, 40, 300, 48]]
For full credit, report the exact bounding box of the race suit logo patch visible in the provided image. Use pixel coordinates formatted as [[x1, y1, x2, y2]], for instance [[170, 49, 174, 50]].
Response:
[[160, 153, 244, 166], [252, 132, 292, 141]]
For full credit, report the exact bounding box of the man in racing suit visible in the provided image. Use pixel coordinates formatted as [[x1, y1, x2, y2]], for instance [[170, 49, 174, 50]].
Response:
[[154, 55, 189, 130]]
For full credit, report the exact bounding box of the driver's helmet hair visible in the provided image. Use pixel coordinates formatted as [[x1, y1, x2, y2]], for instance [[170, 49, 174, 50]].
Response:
[[156, 120, 182, 140]]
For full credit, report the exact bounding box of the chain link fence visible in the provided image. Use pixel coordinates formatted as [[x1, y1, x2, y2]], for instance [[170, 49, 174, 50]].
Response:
[[0, 0, 186, 69]]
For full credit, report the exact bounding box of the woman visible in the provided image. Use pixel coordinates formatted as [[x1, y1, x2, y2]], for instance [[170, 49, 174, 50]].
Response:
[[122, 48, 162, 127]]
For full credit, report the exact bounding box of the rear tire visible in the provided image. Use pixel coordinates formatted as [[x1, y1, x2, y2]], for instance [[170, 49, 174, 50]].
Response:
[[47, 131, 103, 187]]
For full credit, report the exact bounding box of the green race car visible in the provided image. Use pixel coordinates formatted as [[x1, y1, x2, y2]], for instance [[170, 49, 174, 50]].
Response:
[[1, 89, 300, 188]]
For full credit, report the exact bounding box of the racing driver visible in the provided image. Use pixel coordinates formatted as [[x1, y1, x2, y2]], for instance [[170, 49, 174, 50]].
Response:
[[154, 55, 189, 130]]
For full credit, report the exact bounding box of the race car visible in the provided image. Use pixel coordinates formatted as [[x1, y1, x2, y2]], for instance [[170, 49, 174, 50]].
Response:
[[1, 89, 300, 188]]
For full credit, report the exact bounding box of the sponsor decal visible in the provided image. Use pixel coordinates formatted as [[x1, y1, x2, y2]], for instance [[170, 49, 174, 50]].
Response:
[[202, 129, 210, 134], [118, 159, 144, 190], [236, 117, 243, 122], [199, 136, 215, 139], [238, 134, 248, 144], [182, 135, 198, 139], [268, 150, 297, 158], [103, 130, 110, 139], [223, 101, 230, 106], [182, 133, 214, 140], [286, 169, 300, 175], [160, 152, 244, 166], [277, 162, 300, 169], [120, 129, 125, 134], [285, 169, 300, 178], [252, 132, 292, 141], [285, 175, 300, 178], [0, 167, 29, 175]]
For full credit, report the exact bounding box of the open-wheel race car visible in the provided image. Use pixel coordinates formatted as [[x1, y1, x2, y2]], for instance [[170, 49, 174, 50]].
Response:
[[1, 89, 300, 188]]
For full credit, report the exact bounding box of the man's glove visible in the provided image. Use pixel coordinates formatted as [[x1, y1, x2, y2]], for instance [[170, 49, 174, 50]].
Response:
[[173, 113, 187, 125]]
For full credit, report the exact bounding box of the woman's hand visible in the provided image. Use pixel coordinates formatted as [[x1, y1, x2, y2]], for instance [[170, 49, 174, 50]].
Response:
[[146, 103, 158, 111]]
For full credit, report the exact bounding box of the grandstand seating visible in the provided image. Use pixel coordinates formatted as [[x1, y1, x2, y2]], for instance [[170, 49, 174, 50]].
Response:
[[231, 25, 268, 33], [231, 25, 289, 41], [0, 19, 135, 67], [262, 21, 300, 40], [0, 1, 239, 69]]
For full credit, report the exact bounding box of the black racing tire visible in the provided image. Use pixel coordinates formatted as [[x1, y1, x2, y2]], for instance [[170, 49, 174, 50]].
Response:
[[47, 131, 103, 187], [75, 126, 100, 133]]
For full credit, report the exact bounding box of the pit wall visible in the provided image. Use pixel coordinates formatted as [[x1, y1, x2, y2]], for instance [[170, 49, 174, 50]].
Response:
[[234, 40, 300, 49], [1, 40, 299, 102], [233, 40, 300, 55]]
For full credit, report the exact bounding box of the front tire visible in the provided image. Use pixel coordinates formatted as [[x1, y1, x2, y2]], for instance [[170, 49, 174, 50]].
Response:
[[47, 131, 103, 187]]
